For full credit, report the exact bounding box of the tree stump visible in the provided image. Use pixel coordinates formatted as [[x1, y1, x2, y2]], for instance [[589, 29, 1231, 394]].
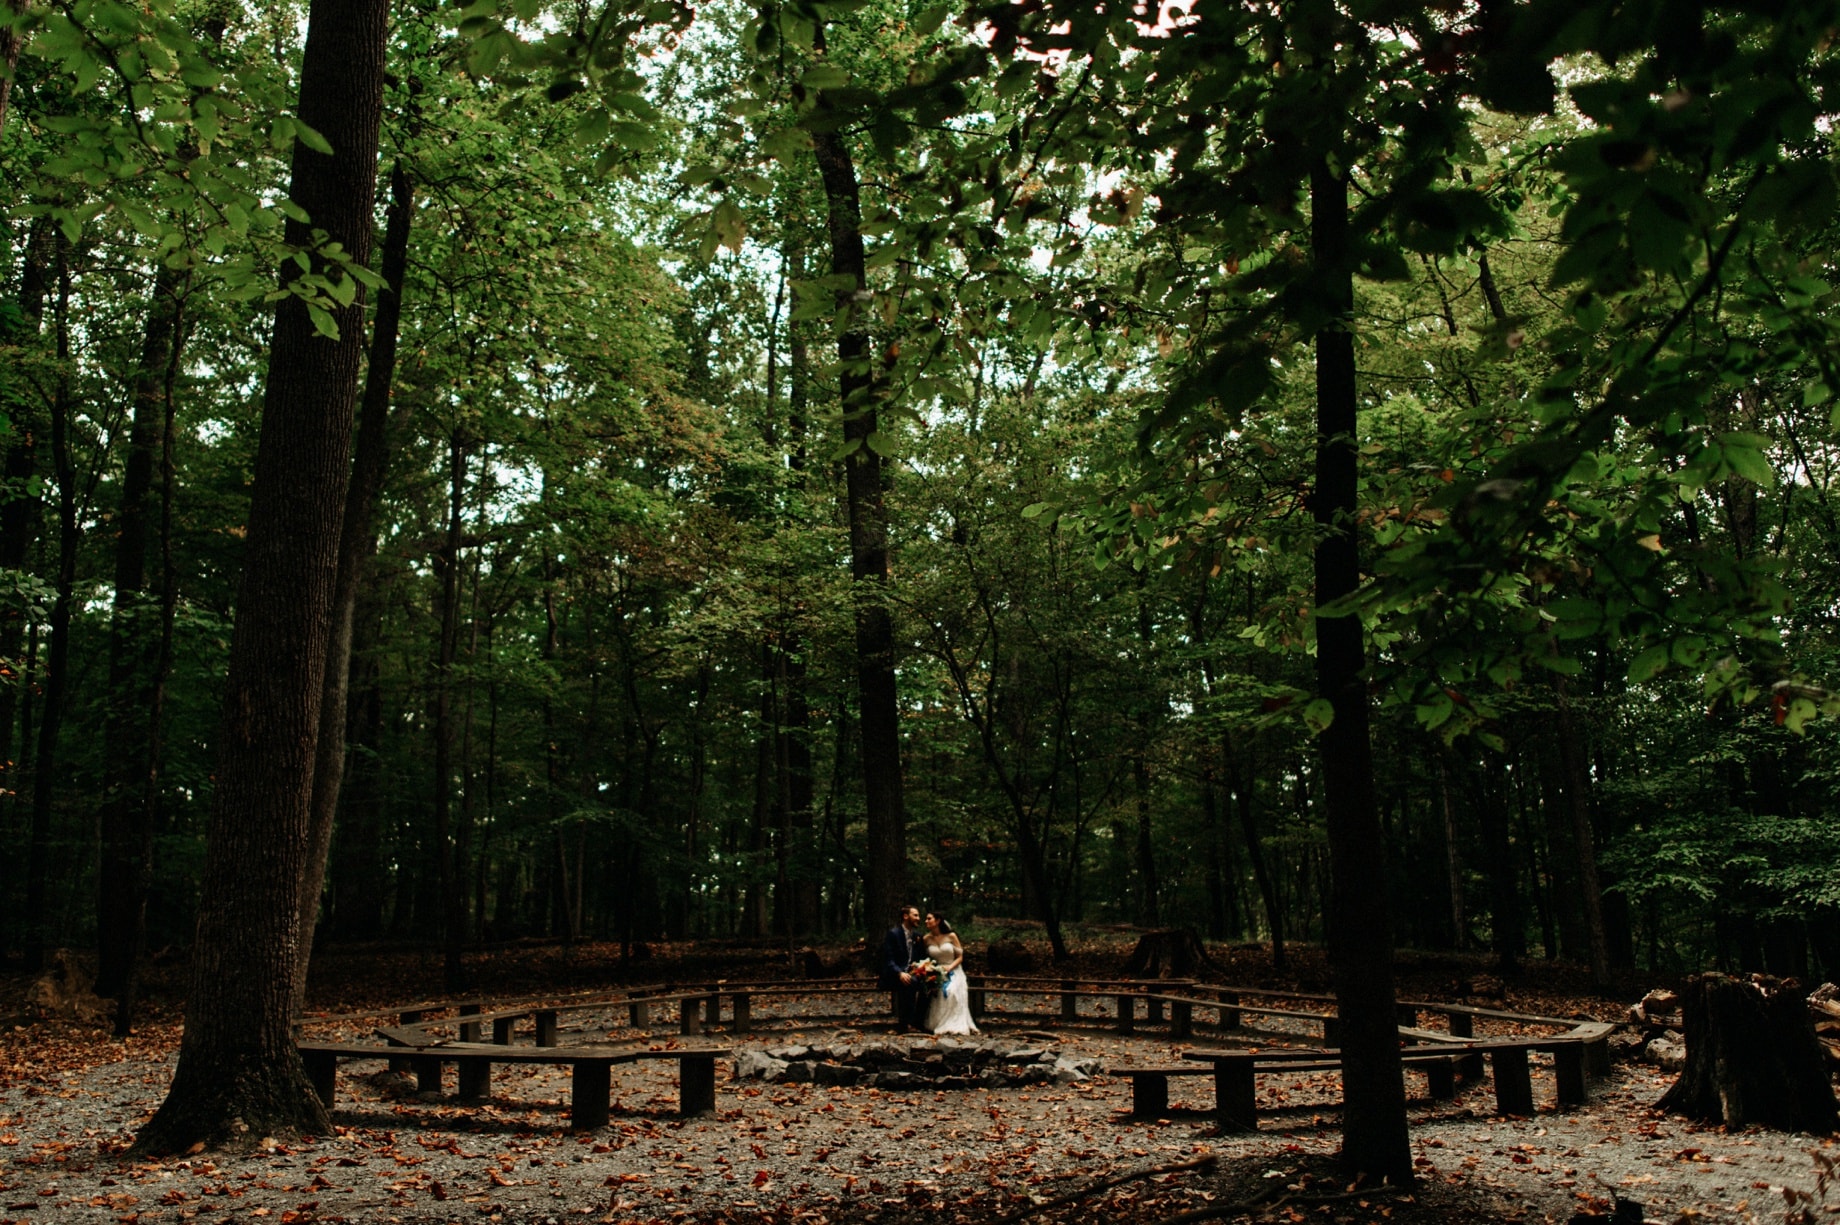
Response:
[[1656, 973, 1838, 1133], [1120, 929, 1219, 978]]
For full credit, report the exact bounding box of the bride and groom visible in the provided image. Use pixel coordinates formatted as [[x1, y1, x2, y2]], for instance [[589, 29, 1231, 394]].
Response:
[[877, 905, 978, 1035]]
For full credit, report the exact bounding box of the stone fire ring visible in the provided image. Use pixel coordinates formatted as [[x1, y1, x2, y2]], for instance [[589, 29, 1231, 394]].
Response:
[[733, 1035, 1099, 1091]]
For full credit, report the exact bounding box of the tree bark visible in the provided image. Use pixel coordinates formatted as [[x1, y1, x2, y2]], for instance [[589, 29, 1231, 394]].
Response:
[[293, 162, 414, 1012], [1311, 161, 1410, 1184], [134, 0, 388, 1153], [810, 121, 906, 934], [95, 264, 188, 1008]]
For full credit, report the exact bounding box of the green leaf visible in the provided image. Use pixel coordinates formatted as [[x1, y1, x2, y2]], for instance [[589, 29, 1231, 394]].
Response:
[[1627, 645, 1669, 683], [1302, 698, 1335, 734], [294, 119, 334, 156], [306, 303, 340, 340], [801, 65, 849, 91]]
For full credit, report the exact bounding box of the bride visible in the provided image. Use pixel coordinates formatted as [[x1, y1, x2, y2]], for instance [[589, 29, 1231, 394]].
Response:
[[921, 912, 979, 1035]]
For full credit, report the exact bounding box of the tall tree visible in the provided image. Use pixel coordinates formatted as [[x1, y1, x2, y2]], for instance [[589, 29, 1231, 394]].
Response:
[[808, 102, 906, 931], [135, 0, 390, 1152]]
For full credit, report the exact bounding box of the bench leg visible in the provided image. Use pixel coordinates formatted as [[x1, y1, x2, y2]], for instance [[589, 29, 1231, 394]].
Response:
[[459, 1002, 482, 1043], [412, 1055, 443, 1095], [1146, 994, 1164, 1024], [1172, 1000, 1193, 1039], [1425, 1059, 1456, 1101], [1214, 1061, 1257, 1133], [391, 1009, 425, 1073], [629, 1000, 650, 1028], [1396, 1004, 1418, 1028], [681, 1002, 703, 1036], [570, 1060, 612, 1130], [1492, 1046, 1534, 1116], [535, 1010, 559, 1047], [1115, 994, 1135, 1035], [1445, 1014, 1484, 1079], [1322, 1017, 1341, 1048], [1583, 1034, 1610, 1079], [458, 1059, 492, 1099], [1130, 1075, 1170, 1120], [1061, 981, 1078, 1022], [970, 987, 985, 1018], [1219, 993, 1240, 1030], [302, 1051, 337, 1107], [493, 1017, 514, 1045], [703, 994, 720, 1026], [733, 994, 752, 1035], [680, 1055, 716, 1117], [1553, 1044, 1586, 1109]]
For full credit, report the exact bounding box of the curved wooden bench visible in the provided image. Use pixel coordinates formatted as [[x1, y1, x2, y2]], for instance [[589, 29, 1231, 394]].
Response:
[[298, 1040, 728, 1126]]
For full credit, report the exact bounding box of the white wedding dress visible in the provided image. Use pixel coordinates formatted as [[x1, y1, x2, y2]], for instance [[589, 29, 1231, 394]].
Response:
[[925, 940, 979, 1035]]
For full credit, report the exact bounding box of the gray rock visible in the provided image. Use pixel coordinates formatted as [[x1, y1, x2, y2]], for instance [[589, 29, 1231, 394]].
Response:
[[784, 1060, 816, 1083], [815, 1062, 864, 1087], [767, 1045, 809, 1061], [874, 1071, 921, 1090], [1644, 1037, 1686, 1071], [733, 1050, 789, 1081], [1053, 1055, 1100, 1078], [1002, 1048, 1045, 1064]]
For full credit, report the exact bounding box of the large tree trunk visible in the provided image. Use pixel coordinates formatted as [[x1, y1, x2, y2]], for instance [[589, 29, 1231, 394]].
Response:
[[95, 264, 188, 1009], [133, 0, 388, 1154], [810, 121, 906, 933], [293, 162, 415, 1013], [1658, 974, 1839, 1132], [1311, 161, 1410, 1184]]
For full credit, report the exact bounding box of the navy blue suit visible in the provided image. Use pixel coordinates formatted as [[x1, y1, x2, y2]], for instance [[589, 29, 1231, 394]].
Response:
[[878, 923, 920, 1029]]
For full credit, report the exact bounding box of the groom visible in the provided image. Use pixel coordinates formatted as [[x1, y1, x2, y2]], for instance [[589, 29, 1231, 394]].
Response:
[[877, 904, 922, 1032]]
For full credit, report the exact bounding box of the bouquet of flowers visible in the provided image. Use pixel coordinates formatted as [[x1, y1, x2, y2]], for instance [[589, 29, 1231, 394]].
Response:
[[908, 958, 943, 994]]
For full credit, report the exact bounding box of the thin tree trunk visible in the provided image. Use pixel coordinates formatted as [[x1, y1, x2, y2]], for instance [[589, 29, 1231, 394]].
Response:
[[1435, 749, 1466, 950], [26, 240, 75, 973], [109, 280, 190, 1036], [0, 217, 54, 850], [0, 0, 24, 138], [96, 265, 188, 1005], [809, 119, 906, 935], [1553, 683, 1611, 983], [134, 0, 388, 1153], [293, 161, 415, 1013], [1311, 161, 1409, 1184], [431, 431, 467, 991]]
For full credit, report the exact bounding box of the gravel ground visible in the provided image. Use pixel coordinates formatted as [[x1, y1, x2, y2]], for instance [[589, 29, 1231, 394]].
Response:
[[0, 1002, 1835, 1225]]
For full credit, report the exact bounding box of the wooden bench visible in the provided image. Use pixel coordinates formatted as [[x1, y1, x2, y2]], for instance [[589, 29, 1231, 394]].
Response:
[[1179, 1027, 1609, 1130], [297, 1040, 727, 1127], [1112, 1048, 1463, 1119]]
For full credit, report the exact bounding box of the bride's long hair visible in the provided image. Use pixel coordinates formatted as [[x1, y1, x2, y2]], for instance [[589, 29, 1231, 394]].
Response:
[[930, 914, 955, 936]]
